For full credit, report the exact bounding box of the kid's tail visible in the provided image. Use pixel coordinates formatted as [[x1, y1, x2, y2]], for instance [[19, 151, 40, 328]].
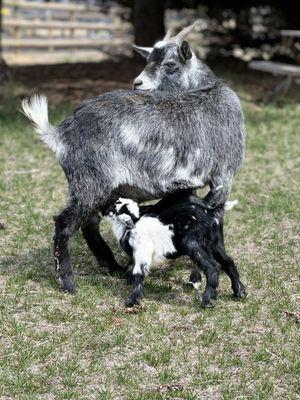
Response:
[[21, 94, 63, 157]]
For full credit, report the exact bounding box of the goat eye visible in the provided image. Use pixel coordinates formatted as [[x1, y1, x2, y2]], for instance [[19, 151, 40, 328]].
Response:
[[164, 62, 177, 69]]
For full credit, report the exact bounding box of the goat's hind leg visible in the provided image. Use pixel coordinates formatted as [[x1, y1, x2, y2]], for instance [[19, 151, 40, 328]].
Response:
[[53, 201, 84, 293], [190, 249, 220, 308], [213, 245, 246, 299], [204, 176, 232, 207], [81, 213, 123, 274]]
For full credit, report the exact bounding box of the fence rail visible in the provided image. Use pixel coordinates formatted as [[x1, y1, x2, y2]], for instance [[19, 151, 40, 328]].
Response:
[[2, 0, 132, 64], [4, 0, 99, 12], [3, 38, 125, 48], [3, 18, 130, 32]]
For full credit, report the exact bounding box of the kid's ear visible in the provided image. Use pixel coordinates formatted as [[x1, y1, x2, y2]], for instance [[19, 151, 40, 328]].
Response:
[[178, 41, 192, 62]]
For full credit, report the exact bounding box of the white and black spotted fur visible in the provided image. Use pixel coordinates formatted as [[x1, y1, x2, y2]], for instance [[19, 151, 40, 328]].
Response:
[[21, 22, 246, 293], [106, 193, 246, 308]]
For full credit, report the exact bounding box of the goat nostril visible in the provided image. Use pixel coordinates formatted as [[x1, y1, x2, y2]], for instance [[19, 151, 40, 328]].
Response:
[[133, 79, 143, 90]]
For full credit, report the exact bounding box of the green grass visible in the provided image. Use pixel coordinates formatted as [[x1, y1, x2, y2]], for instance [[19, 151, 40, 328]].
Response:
[[0, 73, 299, 399]]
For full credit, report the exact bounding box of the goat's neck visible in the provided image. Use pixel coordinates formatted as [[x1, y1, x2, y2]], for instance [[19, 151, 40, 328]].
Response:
[[193, 59, 217, 90], [111, 219, 128, 243]]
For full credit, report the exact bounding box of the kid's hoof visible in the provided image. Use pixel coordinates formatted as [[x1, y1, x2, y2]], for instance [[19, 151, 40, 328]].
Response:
[[201, 301, 215, 309], [233, 282, 247, 299], [59, 277, 76, 293], [125, 300, 134, 308], [125, 298, 139, 308]]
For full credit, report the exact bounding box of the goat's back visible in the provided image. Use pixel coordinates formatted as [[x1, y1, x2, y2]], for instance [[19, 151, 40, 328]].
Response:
[[56, 83, 245, 208]]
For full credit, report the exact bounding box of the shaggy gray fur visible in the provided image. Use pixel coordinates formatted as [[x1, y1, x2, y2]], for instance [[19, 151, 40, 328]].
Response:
[[59, 84, 245, 207]]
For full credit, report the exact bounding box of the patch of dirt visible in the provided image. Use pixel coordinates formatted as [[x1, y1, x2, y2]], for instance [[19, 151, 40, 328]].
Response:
[[152, 381, 187, 393], [5, 57, 145, 106], [11, 57, 142, 85]]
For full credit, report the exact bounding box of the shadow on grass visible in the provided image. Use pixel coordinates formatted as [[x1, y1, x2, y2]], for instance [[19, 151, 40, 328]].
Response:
[[0, 244, 241, 310]]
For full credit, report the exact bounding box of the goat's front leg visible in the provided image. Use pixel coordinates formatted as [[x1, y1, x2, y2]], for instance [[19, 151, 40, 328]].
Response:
[[123, 261, 134, 284], [125, 270, 145, 308], [53, 201, 83, 293], [125, 251, 152, 307], [81, 213, 123, 274]]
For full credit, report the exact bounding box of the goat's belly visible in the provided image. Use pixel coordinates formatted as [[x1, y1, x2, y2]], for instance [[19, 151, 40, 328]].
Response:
[[111, 185, 158, 202], [111, 168, 207, 203]]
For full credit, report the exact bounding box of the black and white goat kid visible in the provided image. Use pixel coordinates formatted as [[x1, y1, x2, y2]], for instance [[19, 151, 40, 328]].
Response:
[[105, 194, 246, 308]]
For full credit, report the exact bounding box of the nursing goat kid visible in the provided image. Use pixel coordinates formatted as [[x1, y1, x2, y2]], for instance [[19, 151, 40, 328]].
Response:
[[21, 22, 246, 293], [105, 193, 246, 308]]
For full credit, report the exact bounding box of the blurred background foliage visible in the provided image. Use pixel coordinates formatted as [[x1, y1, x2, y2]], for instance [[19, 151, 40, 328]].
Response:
[[117, 0, 300, 62]]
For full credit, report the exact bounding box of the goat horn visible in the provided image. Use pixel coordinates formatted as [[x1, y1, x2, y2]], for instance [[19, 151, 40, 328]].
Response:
[[163, 27, 175, 41], [173, 20, 200, 44]]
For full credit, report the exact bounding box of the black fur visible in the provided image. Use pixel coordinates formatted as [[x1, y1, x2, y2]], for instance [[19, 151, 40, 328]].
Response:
[[119, 193, 246, 308]]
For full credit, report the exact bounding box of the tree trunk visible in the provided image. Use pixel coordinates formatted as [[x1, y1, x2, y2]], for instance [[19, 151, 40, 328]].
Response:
[[133, 0, 165, 46]]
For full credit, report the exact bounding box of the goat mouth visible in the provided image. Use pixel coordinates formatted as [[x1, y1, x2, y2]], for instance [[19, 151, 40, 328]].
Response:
[[132, 87, 151, 92]]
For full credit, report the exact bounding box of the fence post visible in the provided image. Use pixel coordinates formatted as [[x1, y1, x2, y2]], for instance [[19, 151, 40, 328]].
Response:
[[69, 9, 75, 54], [12, 0, 20, 54]]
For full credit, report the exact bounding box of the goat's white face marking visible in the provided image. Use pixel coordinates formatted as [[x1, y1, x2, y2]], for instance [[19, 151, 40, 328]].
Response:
[[133, 70, 159, 91], [106, 198, 140, 243], [115, 198, 140, 219]]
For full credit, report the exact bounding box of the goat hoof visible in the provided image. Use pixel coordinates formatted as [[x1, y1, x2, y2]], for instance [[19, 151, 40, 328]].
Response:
[[233, 282, 247, 299], [125, 299, 138, 308], [59, 277, 76, 293], [201, 301, 214, 309]]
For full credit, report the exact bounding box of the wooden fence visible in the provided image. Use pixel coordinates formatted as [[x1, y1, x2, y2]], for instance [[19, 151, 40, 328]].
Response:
[[1, 0, 133, 64]]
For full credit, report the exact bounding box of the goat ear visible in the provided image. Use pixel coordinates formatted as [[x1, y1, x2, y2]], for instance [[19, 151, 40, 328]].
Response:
[[178, 41, 192, 62], [133, 45, 153, 58]]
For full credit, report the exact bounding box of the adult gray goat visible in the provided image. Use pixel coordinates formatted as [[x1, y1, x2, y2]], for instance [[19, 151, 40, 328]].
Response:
[[21, 22, 246, 293]]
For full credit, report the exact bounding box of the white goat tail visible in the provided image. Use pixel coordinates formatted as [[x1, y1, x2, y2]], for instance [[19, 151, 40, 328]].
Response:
[[21, 94, 64, 157], [224, 199, 238, 211]]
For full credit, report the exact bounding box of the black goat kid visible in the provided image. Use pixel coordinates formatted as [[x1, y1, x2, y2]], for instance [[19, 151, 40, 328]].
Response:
[[105, 193, 246, 308]]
